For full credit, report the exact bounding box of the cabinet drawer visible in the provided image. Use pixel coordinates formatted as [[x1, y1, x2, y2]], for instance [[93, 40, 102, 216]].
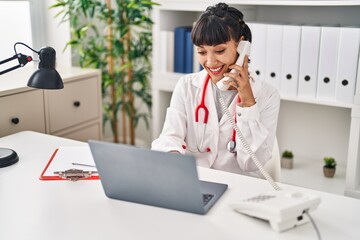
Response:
[[46, 77, 101, 133], [0, 90, 46, 136], [56, 122, 102, 142]]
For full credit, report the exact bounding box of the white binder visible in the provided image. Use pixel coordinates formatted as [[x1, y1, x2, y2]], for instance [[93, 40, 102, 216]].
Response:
[[264, 24, 283, 90], [160, 30, 174, 72], [248, 22, 267, 81], [160, 30, 167, 72], [280, 25, 301, 97], [335, 27, 360, 104], [298, 26, 321, 99], [316, 26, 340, 101]]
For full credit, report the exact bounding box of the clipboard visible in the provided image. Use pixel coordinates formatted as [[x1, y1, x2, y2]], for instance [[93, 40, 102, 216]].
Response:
[[40, 146, 99, 181]]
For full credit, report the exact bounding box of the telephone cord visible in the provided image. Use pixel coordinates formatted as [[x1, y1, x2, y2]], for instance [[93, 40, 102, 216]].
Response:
[[219, 93, 281, 191], [220, 93, 323, 240], [305, 210, 322, 240]]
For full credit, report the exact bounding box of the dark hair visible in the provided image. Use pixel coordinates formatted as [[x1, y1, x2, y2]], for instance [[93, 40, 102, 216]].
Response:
[[191, 2, 252, 46]]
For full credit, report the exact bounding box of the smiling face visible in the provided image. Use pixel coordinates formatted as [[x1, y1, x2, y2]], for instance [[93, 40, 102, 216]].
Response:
[[195, 40, 238, 84]]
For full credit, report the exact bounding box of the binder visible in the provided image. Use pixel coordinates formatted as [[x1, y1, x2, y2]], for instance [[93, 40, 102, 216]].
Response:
[[316, 26, 340, 101], [247, 22, 267, 80], [160, 30, 174, 72], [160, 30, 167, 72], [192, 20, 202, 72], [264, 24, 283, 90], [298, 25, 321, 99], [280, 25, 301, 97], [335, 27, 360, 103], [193, 45, 203, 72], [184, 30, 194, 73], [40, 146, 99, 181], [174, 26, 192, 73]]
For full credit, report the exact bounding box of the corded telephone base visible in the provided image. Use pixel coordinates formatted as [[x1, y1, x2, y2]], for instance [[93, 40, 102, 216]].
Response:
[[230, 190, 321, 232]]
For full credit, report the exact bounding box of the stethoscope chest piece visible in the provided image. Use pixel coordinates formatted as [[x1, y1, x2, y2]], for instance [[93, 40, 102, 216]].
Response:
[[227, 140, 237, 154]]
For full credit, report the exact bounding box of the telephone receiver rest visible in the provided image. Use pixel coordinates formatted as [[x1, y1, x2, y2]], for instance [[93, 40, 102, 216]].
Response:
[[230, 190, 321, 232], [216, 41, 252, 91]]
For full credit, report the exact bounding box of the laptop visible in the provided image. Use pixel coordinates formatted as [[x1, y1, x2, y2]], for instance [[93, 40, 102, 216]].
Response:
[[88, 140, 228, 214]]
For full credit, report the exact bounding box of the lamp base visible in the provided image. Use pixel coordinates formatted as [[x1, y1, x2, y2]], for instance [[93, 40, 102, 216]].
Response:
[[0, 148, 19, 168]]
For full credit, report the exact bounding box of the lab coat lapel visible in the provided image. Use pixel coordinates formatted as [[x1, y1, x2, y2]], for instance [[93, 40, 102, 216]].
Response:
[[204, 81, 219, 130], [193, 70, 208, 88], [205, 81, 220, 167]]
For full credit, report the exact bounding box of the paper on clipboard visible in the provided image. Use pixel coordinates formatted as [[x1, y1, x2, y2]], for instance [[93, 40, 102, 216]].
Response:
[[40, 146, 99, 181]]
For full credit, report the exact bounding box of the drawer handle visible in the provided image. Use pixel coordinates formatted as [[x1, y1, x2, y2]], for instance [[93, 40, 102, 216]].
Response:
[[11, 117, 20, 125], [73, 101, 81, 107]]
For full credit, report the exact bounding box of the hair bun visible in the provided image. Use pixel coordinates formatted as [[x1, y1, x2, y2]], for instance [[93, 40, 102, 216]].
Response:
[[217, 2, 229, 11], [206, 2, 229, 17]]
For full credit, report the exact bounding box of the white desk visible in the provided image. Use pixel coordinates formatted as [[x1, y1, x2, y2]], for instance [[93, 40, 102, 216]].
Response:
[[1, 131, 359, 240]]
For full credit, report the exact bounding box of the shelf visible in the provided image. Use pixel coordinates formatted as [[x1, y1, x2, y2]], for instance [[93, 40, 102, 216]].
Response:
[[281, 157, 346, 196], [152, 72, 183, 92], [280, 95, 354, 109]]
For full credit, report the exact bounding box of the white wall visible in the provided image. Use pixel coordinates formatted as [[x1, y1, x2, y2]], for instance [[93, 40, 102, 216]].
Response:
[[0, 1, 33, 58], [0, 0, 71, 67], [37, 0, 71, 67], [43, 0, 72, 67]]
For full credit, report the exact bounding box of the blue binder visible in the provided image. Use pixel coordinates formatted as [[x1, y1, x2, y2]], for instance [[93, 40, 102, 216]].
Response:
[[184, 30, 194, 73], [174, 26, 192, 73]]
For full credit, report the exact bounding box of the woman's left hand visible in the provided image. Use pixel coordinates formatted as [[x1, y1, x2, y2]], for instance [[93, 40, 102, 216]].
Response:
[[223, 55, 256, 107]]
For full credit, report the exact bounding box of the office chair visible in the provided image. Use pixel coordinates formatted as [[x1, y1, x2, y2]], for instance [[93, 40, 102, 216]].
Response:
[[264, 137, 281, 182]]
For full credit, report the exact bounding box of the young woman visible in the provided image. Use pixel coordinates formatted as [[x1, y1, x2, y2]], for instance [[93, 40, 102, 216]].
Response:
[[151, 2, 280, 177]]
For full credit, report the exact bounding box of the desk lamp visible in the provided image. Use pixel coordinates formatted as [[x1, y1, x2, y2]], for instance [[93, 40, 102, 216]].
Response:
[[0, 42, 64, 168]]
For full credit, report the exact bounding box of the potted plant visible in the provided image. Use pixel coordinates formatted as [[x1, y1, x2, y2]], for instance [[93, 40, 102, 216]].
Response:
[[281, 150, 294, 169], [50, 0, 159, 145], [323, 157, 336, 178]]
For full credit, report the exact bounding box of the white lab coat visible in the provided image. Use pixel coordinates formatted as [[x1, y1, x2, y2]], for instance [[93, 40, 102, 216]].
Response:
[[151, 69, 280, 177]]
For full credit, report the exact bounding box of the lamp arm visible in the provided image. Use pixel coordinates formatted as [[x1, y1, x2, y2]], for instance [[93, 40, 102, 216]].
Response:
[[0, 53, 33, 75], [0, 54, 18, 65]]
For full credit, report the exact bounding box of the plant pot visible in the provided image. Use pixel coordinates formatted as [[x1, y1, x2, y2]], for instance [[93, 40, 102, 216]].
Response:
[[281, 157, 293, 169], [323, 167, 336, 178]]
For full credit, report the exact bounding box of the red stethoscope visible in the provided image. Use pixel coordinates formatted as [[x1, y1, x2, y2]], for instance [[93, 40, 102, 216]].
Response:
[[182, 74, 240, 154]]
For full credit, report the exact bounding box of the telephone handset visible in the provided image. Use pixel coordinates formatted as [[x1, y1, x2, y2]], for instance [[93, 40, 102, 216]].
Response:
[[216, 41, 252, 91]]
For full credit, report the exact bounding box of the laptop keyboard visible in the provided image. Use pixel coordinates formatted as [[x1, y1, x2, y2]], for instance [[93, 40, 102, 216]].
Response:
[[202, 193, 214, 205]]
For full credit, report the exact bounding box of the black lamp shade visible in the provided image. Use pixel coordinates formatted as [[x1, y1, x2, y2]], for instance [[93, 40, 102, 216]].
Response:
[[28, 68, 63, 89], [27, 47, 64, 89]]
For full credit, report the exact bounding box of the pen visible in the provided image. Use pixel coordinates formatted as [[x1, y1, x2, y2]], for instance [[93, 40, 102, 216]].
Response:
[[72, 162, 97, 168]]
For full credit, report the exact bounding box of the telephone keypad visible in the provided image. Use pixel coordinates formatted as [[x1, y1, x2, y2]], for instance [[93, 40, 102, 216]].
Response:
[[245, 195, 276, 203]]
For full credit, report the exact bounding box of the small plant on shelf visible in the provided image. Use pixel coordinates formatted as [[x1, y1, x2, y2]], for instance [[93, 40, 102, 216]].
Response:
[[281, 150, 294, 169], [323, 157, 337, 178]]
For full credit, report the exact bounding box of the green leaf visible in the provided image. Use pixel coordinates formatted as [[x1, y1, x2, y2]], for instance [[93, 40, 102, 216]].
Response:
[[53, 0, 156, 144]]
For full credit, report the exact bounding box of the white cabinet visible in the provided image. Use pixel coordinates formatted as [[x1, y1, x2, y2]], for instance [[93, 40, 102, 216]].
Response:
[[151, 1, 360, 198], [0, 66, 102, 142], [0, 89, 46, 136]]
